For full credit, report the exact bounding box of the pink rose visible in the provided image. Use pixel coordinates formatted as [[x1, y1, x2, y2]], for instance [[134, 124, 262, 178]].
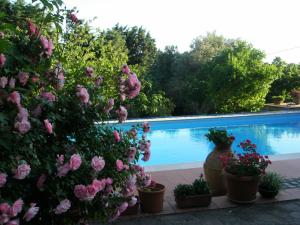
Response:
[[0, 203, 10, 214], [118, 202, 128, 214], [9, 78, 16, 88], [114, 130, 121, 142], [69, 13, 79, 23], [69, 154, 81, 171], [74, 185, 87, 200], [17, 107, 29, 121], [126, 73, 141, 99], [57, 163, 70, 177], [116, 159, 124, 172], [36, 174, 46, 190], [18, 72, 29, 86], [94, 76, 103, 87], [14, 119, 31, 134], [0, 173, 7, 187], [10, 199, 23, 217], [104, 98, 114, 113], [142, 149, 151, 162], [76, 86, 89, 104], [85, 67, 94, 77], [86, 185, 97, 200], [44, 119, 53, 134], [116, 106, 128, 123], [0, 53, 6, 67], [41, 92, 56, 102], [121, 64, 130, 75], [23, 203, 39, 222], [40, 36, 48, 49], [105, 178, 113, 185], [92, 179, 106, 192], [91, 156, 105, 172], [128, 147, 137, 163], [7, 219, 20, 225], [14, 163, 31, 179], [0, 76, 8, 88], [119, 93, 126, 102], [7, 91, 21, 106], [27, 20, 38, 36], [54, 199, 71, 215], [142, 122, 150, 133], [40, 36, 54, 57]]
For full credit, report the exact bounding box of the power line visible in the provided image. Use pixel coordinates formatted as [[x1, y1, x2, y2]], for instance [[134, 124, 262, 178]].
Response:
[[267, 46, 300, 55]]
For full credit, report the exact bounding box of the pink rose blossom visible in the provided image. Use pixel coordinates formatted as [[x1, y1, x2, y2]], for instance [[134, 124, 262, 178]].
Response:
[[70, 13, 79, 23], [57, 163, 70, 177], [116, 159, 124, 172], [7, 219, 20, 225], [94, 76, 103, 86], [0, 173, 7, 188], [128, 147, 137, 163], [126, 73, 141, 99], [54, 199, 71, 215], [119, 93, 126, 102], [129, 196, 138, 207], [14, 119, 31, 134], [44, 119, 53, 134], [91, 156, 105, 172], [142, 149, 151, 162], [85, 67, 94, 77], [46, 39, 54, 57], [37, 174, 46, 190], [17, 107, 29, 121], [92, 179, 106, 192], [9, 78, 16, 88], [121, 64, 130, 75], [10, 199, 23, 217], [27, 20, 38, 36], [7, 91, 21, 106], [40, 36, 49, 49], [18, 72, 29, 86], [105, 178, 113, 185], [105, 184, 113, 194], [86, 185, 97, 200], [0, 76, 8, 88], [76, 86, 89, 104], [114, 130, 121, 142], [127, 128, 137, 139], [74, 185, 87, 200], [40, 36, 54, 57], [69, 154, 82, 171], [0, 53, 6, 67], [116, 106, 128, 123], [23, 203, 39, 222], [14, 163, 31, 179], [104, 98, 114, 113], [118, 202, 128, 214], [41, 92, 56, 102], [142, 122, 150, 133], [0, 203, 10, 214]]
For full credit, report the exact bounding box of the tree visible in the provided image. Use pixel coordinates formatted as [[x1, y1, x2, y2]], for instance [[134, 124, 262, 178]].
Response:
[[206, 40, 280, 113]]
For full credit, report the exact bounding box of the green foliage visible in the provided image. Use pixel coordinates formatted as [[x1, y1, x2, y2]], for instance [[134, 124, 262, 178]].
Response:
[[206, 41, 280, 113], [259, 172, 283, 191], [174, 175, 210, 198], [205, 128, 234, 147]]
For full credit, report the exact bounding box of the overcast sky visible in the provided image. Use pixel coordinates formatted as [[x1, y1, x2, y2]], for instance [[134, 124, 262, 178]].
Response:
[[64, 0, 300, 63]]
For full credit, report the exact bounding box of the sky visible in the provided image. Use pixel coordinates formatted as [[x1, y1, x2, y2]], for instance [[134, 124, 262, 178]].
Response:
[[64, 0, 300, 63]]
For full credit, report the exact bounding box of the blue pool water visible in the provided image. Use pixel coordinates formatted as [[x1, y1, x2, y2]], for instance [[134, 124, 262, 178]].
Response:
[[121, 113, 300, 166]]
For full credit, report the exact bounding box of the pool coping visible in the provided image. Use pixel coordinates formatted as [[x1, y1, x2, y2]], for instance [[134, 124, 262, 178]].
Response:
[[103, 110, 300, 124], [144, 152, 300, 172]]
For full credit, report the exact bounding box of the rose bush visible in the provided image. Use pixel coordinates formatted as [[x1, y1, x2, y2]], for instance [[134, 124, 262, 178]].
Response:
[[0, 1, 151, 224]]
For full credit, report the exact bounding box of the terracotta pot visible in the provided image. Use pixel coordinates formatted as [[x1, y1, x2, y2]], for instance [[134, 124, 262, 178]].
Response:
[[225, 172, 260, 204], [204, 145, 232, 196], [258, 186, 279, 199], [175, 194, 211, 208], [121, 197, 139, 216], [138, 183, 165, 213]]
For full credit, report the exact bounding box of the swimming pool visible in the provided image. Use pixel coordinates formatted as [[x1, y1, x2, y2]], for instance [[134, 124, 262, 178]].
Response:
[[121, 112, 300, 166]]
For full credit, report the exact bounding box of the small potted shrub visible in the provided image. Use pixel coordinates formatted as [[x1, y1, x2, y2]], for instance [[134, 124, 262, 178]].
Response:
[[174, 174, 211, 208], [259, 172, 283, 198], [137, 176, 165, 213], [204, 128, 235, 195], [220, 140, 272, 203]]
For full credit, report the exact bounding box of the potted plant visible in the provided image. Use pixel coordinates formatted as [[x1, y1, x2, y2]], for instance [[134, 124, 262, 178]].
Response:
[[174, 174, 211, 208], [220, 140, 272, 203], [204, 128, 235, 195], [259, 172, 283, 198], [137, 177, 165, 213]]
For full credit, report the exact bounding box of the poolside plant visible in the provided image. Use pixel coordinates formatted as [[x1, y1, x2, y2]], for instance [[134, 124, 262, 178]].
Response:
[[0, 1, 152, 224], [259, 172, 283, 198], [219, 140, 272, 176], [205, 128, 235, 148]]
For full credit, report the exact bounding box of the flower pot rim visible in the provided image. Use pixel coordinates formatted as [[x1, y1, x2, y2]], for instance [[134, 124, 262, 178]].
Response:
[[175, 193, 212, 200], [138, 183, 165, 194], [225, 171, 261, 180]]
